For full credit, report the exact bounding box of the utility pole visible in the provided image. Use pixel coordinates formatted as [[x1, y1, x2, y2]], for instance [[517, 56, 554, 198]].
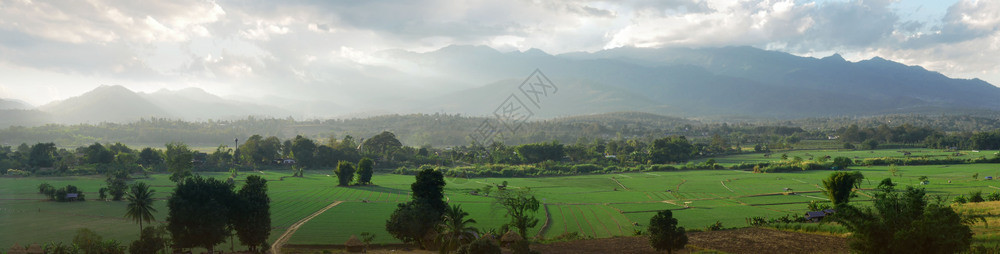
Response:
[[234, 137, 239, 168]]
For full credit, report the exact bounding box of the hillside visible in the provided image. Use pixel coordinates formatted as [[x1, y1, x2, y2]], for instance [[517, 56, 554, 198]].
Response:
[[36, 85, 292, 124], [404, 45, 1000, 118]]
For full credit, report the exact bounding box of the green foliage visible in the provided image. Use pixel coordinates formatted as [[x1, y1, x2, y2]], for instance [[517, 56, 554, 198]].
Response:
[[438, 204, 478, 253], [336, 161, 356, 186], [831, 178, 973, 254], [167, 176, 235, 253], [387, 167, 448, 248], [807, 200, 832, 211], [357, 157, 374, 185], [362, 131, 403, 160], [290, 135, 317, 168], [862, 139, 879, 150], [705, 221, 723, 231], [831, 156, 853, 169], [234, 175, 271, 253], [137, 147, 163, 167], [970, 191, 986, 203], [495, 188, 540, 239], [106, 170, 128, 201], [822, 171, 864, 205], [650, 136, 695, 164], [28, 142, 57, 168], [124, 182, 157, 232], [165, 142, 193, 182], [386, 200, 442, 248], [515, 141, 565, 164], [648, 210, 688, 254], [129, 226, 167, 254]]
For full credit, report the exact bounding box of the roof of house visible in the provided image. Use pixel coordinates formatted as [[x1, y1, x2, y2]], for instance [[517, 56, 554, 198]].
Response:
[[823, 209, 836, 214], [806, 211, 827, 218], [66, 193, 78, 198]]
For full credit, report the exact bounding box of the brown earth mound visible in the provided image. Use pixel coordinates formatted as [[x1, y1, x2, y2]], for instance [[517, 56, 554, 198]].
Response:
[[530, 227, 848, 254]]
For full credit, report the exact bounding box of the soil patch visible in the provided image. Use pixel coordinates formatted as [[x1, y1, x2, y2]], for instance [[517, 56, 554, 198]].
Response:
[[530, 227, 848, 254]]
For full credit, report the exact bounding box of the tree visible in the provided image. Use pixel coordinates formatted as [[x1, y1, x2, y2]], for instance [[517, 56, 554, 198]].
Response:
[[234, 175, 271, 253], [125, 182, 157, 234], [106, 170, 128, 201], [495, 188, 540, 239], [85, 142, 114, 165], [138, 147, 163, 167], [28, 142, 57, 168], [335, 161, 356, 186], [650, 136, 695, 164], [361, 131, 403, 160], [411, 166, 447, 213], [386, 201, 443, 248], [822, 171, 864, 205], [129, 226, 167, 254], [648, 210, 688, 254], [387, 166, 448, 248], [74, 228, 104, 254], [357, 157, 374, 185], [290, 135, 317, 167], [167, 176, 235, 253], [831, 156, 853, 169], [889, 164, 899, 176], [862, 139, 879, 150], [831, 178, 974, 253], [165, 142, 193, 183], [438, 204, 479, 253]]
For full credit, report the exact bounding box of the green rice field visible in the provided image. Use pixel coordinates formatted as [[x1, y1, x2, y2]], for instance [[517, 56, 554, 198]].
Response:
[[4, 153, 1000, 249]]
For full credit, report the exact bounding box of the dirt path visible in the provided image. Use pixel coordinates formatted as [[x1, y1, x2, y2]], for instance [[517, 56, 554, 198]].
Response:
[[611, 177, 630, 190], [271, 201, 343, 254]]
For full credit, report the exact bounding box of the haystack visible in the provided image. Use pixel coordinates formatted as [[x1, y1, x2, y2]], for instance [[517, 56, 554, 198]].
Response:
[[345, 235, 364, 253], [8, 243, 26, 254], [500, 230, 523, 247], [26, 243, 43, 254]]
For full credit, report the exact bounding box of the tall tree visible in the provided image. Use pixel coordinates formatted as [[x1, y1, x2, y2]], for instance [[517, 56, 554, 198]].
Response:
[[495, 188, 540, 239], [357, 157, 374, 185], [124, 182, 157, 234], [439, 204, 478, 253], [165, 142, 193, 182], [137, 147, 163, 167], [167, 176, 235, 253], [28, 142, 57, 168], [648, 210, 688, 254], [290, 135, 317, 167], [361, 131, 403, 160], [823, 171, 865, 205], [335, 161, 356, 186], [387, 166, 448, 248], [234, 175, 271, 253]]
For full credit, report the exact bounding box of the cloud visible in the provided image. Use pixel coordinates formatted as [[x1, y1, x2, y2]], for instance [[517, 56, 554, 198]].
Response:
[[0, 0, 998, 106]]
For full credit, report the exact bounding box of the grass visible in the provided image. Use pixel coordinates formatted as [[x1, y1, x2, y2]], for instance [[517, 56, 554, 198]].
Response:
[[7, 149, 1000, 249]]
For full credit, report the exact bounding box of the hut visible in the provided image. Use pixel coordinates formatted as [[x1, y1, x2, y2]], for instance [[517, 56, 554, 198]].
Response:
[[26, 244, 43, 254], [345, 235, 363, 253], [805, 211, 827, 222], [500, 230, 523, 247]]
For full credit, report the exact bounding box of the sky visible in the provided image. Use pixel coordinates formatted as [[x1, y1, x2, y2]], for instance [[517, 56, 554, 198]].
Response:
[[0, 0, 998, 106]]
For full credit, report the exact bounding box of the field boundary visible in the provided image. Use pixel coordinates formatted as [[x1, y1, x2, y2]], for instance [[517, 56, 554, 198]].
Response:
[[271, 201, 343, 254], [537, 204, 552, 238]]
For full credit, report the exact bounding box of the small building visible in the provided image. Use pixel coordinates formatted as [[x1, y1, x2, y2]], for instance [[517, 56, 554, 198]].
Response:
[[987, 176, 994, 180], [65, 193, 79, 201], [805, 211, 827, 222]]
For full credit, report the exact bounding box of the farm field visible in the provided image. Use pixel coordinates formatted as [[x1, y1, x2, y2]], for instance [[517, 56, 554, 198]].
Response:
[[694, 148, 996, 166], [4, 155, 1000, 249]]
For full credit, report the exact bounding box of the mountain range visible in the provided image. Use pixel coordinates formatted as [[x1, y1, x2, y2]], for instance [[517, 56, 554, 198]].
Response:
[[1, 45, 999, 126]]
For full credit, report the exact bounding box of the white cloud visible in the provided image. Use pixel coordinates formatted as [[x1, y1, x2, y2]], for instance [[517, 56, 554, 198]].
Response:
[[0, 0, 997, 107]]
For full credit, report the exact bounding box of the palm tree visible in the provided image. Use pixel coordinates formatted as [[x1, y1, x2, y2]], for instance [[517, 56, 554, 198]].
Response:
[[438, 204, 478, 253], [125, 181, 157, 233]]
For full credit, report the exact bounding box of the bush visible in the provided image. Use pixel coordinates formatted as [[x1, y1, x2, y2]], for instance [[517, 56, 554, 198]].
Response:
[[955, 195, 968, 204], [970, 191, 986, 203]]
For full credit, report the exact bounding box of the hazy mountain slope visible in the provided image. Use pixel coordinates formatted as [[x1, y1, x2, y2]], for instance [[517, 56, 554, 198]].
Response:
[[143, 88, 293, 120], [0, 109, 51, 128], [419, 46, 1000, 118], [0, 98, 32, 110], [38, 85, 172, 124]]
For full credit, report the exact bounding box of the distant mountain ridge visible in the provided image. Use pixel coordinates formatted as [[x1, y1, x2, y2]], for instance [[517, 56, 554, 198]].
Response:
[[36, 85, 291, 124], [403, 45, 1000, 118]]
